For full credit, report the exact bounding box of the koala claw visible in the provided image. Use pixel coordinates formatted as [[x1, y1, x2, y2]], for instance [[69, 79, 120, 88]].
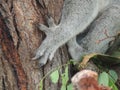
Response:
[[32, 56, 38, 61], [46, 16, 56, 27], [39, 63, 44, 67], [39, 53, 49, 66], [38, 24, 50, 34]]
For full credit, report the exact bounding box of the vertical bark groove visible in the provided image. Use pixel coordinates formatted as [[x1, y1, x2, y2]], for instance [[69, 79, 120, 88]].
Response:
[[0, 1, 29, 89], [0, 0, 68, 90], [0, 13, 27, 90]]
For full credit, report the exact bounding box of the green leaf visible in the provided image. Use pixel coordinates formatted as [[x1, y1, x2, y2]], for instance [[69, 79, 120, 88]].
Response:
[[61, 66, 69, 90], [111, 51, 120, 58], [40, 80, 43, 90], [98, 72, 109, 86], [108, 70, 118, 83], [61, 66, 69, 85], [65, 66, 69, 82], [61, 85, 66, 90], [67, 84, 73, 90], [69, 59, 78, 65], [50, 70, 59, 83], [109, 78, 118, 90]]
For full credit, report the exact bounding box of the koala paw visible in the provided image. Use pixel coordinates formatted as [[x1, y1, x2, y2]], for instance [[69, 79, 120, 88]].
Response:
[[32, 16, 59, 67]]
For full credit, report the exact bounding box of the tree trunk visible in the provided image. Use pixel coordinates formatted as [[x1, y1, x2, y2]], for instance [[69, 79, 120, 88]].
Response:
[[0, 0, 69, 90]]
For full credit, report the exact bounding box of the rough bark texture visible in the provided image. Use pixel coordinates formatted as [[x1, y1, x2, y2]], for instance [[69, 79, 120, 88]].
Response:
[[0, 0, 69, 90]]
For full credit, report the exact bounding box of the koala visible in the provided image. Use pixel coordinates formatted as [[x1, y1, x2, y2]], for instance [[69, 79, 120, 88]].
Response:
[[32, 0, 120, 66]]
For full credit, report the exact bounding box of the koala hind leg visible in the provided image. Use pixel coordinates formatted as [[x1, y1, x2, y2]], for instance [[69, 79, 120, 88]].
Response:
[[67, 37, 87, 61], [79, 4, 120, 54], [68, 4, 120, 61]]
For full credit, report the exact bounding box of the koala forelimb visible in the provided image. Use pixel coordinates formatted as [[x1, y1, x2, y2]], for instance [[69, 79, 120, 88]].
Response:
[[33, 0, 120, 66]]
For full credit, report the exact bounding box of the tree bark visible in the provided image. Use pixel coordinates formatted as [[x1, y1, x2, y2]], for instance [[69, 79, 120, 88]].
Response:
[[0, 0, 69, 90]]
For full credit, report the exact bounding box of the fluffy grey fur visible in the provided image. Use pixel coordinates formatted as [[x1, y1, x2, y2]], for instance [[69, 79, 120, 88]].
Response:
[[32, 0, 120, 66]]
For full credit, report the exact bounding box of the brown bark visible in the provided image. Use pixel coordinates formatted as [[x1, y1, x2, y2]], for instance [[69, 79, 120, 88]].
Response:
[[0, 0, 69, 90]]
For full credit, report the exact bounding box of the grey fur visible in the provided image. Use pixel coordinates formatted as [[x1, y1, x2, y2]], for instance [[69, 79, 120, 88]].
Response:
[[32, 0, 120, 66]]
